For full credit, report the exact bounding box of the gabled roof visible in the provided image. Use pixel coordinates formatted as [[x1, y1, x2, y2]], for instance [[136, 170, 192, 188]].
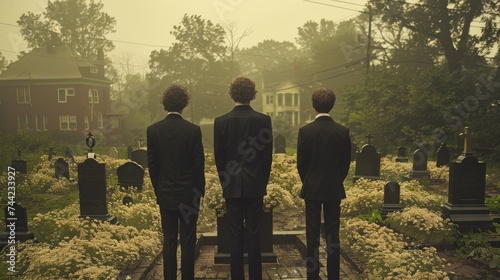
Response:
[[0, 46, 104, 81]]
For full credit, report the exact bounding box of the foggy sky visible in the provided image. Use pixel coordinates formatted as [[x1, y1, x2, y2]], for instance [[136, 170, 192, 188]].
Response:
[[0, 0, 368, 69]]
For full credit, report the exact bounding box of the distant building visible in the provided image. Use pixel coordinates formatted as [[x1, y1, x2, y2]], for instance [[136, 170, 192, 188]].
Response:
[[0, 44, 122, 137], [251, 69, 310, 126]]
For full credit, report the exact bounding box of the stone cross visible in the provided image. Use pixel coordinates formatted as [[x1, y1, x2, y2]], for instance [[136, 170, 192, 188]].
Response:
[[365, 133, 373, 145], [86, 132, 96, 159], [46, 147, 55, 161], [459, 127, 473, 155]]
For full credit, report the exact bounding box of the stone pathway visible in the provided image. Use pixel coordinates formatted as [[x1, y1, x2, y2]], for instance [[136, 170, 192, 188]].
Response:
[[143, 242, 360, 280]]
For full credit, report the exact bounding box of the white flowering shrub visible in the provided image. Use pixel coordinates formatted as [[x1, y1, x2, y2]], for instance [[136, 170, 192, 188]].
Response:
[[263, 183, 295, 212], [381, 156, 413, 181], [342, 179, 384, 217], [399, 180, 446, 211], [340, 219, 449, 279], [428, 164, 449, 181], [386, 206, 456, 244]]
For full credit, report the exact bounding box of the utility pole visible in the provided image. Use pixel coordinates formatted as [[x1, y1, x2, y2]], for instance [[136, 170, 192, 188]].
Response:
[[365, 6, 372, 85]]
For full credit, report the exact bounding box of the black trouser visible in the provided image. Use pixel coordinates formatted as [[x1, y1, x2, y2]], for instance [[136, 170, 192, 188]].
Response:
[[225, 197, 263, 280], [160, 200, 199, 280], [305, 200, 341, 280]]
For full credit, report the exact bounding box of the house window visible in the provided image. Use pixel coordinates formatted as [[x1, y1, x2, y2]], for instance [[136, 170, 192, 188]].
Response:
[[43, 115, 48, 130], [84, 115, 89, 130], [97, 112, 103, 129], [35, 115, 48, 131], [266, 95, 274, 104], [110, 117, 120, 129], [294, 94, 298, 106], [59, 115, 77, 131], [277, 94, 283, 106], [58, 88, 75, 103], [88, 89, 93, 104], [16, 86, 31, 104], [93, 89, 99, 104], [18, 115, 32, 130]]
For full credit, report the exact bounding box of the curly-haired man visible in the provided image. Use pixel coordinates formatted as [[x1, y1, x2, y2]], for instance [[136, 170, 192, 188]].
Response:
[[214, 77, 273, 280], [297, 88, 351, 280], [147, 84, 205, 280]]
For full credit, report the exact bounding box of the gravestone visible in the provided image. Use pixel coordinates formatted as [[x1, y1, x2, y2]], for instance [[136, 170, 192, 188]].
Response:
[[0, 203, 36, 249], [77, 158, 117, 224], [442, 127, 494, 232], [351, 143, 358, 162], [11, 150, 27, 174], [380, 181, 403, 220], [395, 147, 408, 163], [409, 149, 430, 179], [353, 143, 381, 182], [274, 134, 286, 154], [117, 161, 145, 191], [215, 211, 277, 263], [436, 143, 450, 167], [54, 158, 70, 180], [127, 146, 133, 160], [131, 149, 148, 169], [109, 147, 119, 159]]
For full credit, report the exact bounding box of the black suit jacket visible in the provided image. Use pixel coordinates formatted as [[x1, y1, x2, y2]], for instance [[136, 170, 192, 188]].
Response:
[[297, 116, 351, 201], [214, 105, 273, 198], [147, 114, 205, 207]]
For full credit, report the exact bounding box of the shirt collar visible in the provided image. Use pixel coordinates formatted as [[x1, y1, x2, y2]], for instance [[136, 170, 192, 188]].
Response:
[[167, 112, 182, 117], [315, 113, 331, 120]]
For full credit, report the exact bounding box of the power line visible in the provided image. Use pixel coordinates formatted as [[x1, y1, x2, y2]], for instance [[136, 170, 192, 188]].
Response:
[[303, 0, 366, 13]]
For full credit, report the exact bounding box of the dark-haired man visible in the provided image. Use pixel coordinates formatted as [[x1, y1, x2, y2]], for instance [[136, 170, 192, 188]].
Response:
[[147, 84, 205, 280], [214, 76, 273, 280], [297, 88, 351, 280]]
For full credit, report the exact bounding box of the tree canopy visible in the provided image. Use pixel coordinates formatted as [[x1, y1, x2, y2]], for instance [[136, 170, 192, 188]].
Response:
[[17, 0, 116, 60]]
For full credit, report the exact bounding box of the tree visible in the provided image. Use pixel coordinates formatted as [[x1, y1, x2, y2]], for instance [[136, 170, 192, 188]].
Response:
[[0, 51, 8, 74], [147, 14, 232, 123], [236, 40, 303, 74], [17, 0, 116, 60], [369, 0, 500, 75]]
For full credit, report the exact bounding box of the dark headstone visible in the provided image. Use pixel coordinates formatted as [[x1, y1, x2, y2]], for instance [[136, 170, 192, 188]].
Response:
[[117, 161, 145, 191], [353, 144, 381, 181], [127, 146, 133, 160], [54, 158, 70, 180], [442, 154, 494, 232], [274, 134, 286, 154], [122, 195, 133, 205], [380, 181, 402, 220], [395, 147, 408, 163], [131, 149, 148, 169], [0, 203, 36, 249], [436, 143, 450, 167], [11, 159, 27, 174], [215, 211, 276, 263], [350, 143, 358, 162], [409, 149, 430, 179], [77, 158, 117, 224]]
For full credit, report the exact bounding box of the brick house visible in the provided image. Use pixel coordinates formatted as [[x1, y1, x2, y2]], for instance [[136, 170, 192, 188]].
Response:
[[0, 45, 122, 137]]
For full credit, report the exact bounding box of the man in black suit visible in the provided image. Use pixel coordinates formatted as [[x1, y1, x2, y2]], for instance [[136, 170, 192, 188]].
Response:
[[214, 77, 273, 280], [297, 88, 351, 280], [147, 85, 205, 280]]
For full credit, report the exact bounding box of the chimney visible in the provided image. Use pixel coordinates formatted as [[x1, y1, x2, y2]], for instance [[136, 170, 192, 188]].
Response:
[[47, 31, 60, 54]]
